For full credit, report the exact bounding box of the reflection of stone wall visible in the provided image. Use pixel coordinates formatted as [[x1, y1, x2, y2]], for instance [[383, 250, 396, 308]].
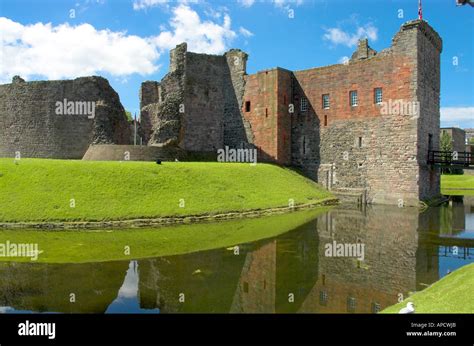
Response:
[[230, 241, 277, 313], [0, 261, 128, 313], [138, 249, 246, 313], [300, 206, 426, 313]]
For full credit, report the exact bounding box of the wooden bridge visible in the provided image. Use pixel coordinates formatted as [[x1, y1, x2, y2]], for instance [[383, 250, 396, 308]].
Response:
[[427, 151, 474, 169]]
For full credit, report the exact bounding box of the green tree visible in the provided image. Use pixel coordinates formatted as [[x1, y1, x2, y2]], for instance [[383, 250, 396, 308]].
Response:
[[125, 111, 133, 122], [440, 131, 453, 174]]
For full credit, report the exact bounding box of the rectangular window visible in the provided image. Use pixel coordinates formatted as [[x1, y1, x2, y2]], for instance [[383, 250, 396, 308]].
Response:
[[245, 101, 251, 112], [347, 297, 356, 313], [322, 94, 330, 109], [319, 291, 328, 306], [350, 91, 358, 107], [301, 96, 308, 112], [324, 115, 328, 126], [358, 136, 363, 148], [374, 88, 383, 104]]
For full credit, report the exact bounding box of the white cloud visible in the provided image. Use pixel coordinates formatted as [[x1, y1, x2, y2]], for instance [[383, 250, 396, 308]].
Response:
[[152, 5, 236, 54], [239, 27, 254, 37], [323, 24, 378, 47], [0, 17, 160, 81], [133, 0, 170, 10], [132, 0, 198, 10], [338, 56, 350, 64], [273, 0, 304, 8], [239, 0, 304, 8], [441, 107, 474, 123], [239, 0, 255, 7], [0, 4, 241, 82]]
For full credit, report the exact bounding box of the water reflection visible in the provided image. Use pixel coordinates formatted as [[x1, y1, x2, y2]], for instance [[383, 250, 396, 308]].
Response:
[[1, 197, 473, 314]]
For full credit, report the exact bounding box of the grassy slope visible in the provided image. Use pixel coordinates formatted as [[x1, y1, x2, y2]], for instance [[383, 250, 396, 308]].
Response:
[[441, 174, 474, 196], [0, 159, 333, 222], [0, 208, 328, 263], [381, 263, 474, 313]]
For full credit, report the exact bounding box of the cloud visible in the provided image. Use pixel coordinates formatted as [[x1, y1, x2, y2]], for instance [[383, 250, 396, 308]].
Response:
[[338, 56, 350, 64], [323, 24, 378, 47], [238, 0, 304, 8], [133, 0, 169, 10], [238, 0, 255, 7], [0, 5, 240, 82], [441, 107, 474, 123], [132, 0, 199, 10], [273, 0, 304, 8], [0, 17, 160, 81], [239, 27, 254, 37], [152, 5, 236, 54]]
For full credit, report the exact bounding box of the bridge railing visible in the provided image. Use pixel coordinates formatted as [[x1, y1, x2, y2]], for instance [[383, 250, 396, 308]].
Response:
[[427, 150, 473, 167]]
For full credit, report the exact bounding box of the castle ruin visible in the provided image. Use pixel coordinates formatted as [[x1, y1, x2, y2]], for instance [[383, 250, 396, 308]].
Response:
[[0, 19, 442, 206]]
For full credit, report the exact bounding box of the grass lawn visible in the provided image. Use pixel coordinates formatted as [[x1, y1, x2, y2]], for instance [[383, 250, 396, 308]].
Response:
[[381, 263, 474, 313], [441, 174, 474, 196], [0, 158, 333, 222], [0, 208, 328, 263]]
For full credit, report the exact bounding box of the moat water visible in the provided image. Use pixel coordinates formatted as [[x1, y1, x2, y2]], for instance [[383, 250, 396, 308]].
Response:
[[1, 196, 473, 314]]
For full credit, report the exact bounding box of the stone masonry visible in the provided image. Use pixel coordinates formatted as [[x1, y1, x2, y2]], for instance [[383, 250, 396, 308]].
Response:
[[141, 19, 442, 206], [0, 19, 442, 206], [0, 76, 131, 159]]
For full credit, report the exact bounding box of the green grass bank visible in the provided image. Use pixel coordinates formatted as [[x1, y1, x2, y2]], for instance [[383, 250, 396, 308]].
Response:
[[381, 263, 474, 313], [0, 158, 334, 223], [0, 208, 328, 263], [441, 174, 474, 196]]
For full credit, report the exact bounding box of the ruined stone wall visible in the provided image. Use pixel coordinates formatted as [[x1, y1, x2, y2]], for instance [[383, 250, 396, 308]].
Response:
[[182, 52, 226, 151], [141, 44, 250, 153], [0, 76, 131, 159], [140, 43, 186, 147], [413, 20, 442, 200]]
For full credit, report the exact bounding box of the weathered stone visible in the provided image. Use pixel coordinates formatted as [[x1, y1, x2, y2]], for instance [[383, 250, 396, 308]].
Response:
[[0, 76, 131, 159]]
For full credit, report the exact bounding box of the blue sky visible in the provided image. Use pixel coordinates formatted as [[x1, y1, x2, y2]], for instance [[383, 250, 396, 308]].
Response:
[[1, 0, 473, 128]]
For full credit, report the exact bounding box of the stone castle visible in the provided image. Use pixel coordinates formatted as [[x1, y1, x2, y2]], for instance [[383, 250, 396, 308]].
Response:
[[0, 19, 442, 206]]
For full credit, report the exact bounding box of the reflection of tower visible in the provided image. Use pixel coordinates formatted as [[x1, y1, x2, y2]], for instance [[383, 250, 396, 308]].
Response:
[[230, 241, 277, 313], [300, 205, 424, 313], [230, 220, 320, 313]]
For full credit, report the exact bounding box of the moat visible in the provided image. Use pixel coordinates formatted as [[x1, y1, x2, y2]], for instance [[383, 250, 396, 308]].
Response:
[[1, 196, 473, 314]]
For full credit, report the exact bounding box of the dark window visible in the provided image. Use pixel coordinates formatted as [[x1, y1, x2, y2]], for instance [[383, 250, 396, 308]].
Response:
[[324, 115, 328, 126], [347, 297, 356, 313], [319, 291, 328, 306], [265, 108, 268, 117], [358, 137, 363, 148], [372, 302, 381, 313], [245, 101, 251, 112], [301, 97, 308, 112], [322, 94, 330, 109], [374, 88, 383, 104], [350, 90, 358, 107]]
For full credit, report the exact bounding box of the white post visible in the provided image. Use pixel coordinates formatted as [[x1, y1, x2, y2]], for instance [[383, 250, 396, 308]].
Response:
[[134, 113, 137, 146]]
